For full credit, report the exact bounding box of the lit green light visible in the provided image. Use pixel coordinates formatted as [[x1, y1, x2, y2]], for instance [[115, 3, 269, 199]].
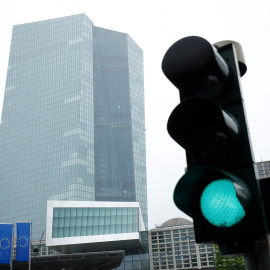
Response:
[[200, 179, 245, 227]]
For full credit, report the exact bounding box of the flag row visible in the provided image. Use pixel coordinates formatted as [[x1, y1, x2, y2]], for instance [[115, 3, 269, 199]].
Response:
[[0, 222, 31, 265]]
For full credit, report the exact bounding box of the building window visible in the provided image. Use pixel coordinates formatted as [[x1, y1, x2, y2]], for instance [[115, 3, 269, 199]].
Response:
[[52, 207, 139, 237]]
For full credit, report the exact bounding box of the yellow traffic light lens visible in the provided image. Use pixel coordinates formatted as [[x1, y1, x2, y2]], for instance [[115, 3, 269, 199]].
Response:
[[200, 179, 246, 227]]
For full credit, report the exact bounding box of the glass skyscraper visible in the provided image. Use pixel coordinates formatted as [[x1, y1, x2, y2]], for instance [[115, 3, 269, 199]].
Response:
[[0, 14, 147, 240]]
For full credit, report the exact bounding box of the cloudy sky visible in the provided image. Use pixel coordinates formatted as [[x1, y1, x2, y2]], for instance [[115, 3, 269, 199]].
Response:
[[0, 0, 270, 229]]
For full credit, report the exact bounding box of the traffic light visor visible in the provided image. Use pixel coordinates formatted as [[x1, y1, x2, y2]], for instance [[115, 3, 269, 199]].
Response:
[[167, 97, 239, 159], [162, 36, 229, 98], [174, 166, 251, 228]]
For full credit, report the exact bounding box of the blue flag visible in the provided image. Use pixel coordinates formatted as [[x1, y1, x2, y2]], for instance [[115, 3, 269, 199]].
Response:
[[0, 223, 13, 264], [16, 222, 31, 262]]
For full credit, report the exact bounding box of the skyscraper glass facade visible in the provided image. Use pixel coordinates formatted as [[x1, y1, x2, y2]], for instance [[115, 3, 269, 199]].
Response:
[[0, 14, 147, 240], [93, 27, 147, 226]]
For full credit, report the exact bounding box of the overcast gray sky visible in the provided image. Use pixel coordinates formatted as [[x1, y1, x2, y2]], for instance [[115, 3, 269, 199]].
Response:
[[0, 0, 270, 229]]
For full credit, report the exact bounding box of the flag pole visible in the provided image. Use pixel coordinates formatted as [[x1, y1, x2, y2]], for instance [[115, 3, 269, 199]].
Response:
[[28, 222, 31, 270], [10, 224, 14, 270]]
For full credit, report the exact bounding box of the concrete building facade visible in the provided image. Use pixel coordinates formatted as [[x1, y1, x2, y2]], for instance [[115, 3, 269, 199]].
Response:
[[148, 218, 215, 270], [256, 160, 270, 179]]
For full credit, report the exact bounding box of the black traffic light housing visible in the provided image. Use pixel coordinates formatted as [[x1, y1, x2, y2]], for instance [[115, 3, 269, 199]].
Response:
[[162, 36, 268, 255]]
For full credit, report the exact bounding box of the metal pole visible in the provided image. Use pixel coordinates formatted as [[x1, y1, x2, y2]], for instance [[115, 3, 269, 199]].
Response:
[[29, 221, 32, 270], [10, 224, 14, 270], [244, 236, 270, 270]]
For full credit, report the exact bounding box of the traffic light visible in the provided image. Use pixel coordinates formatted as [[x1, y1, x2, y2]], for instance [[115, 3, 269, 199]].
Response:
[[162, 36, 267, 255]]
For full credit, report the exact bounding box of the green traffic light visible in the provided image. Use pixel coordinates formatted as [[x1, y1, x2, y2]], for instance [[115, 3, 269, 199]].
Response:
[[200, 179, 246, 227]]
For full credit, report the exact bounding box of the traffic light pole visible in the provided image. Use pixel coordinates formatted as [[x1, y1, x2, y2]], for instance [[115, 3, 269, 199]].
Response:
[[244, 236, 270, 270]]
